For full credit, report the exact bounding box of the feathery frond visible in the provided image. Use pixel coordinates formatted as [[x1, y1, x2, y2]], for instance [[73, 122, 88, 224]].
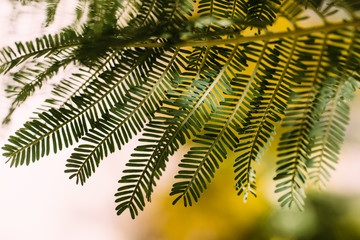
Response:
[[0, 30, 80, 75], [308, 76, 358, 188], [169, 43, 248, 206]]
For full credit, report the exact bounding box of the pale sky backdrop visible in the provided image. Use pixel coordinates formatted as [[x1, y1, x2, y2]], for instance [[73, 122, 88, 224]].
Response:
[[0, 1, 359, 240]]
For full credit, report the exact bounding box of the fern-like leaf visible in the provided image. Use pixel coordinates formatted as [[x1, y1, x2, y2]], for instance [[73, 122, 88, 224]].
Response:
[[308, 76, 358, 188], [0, 30, 80, 74]]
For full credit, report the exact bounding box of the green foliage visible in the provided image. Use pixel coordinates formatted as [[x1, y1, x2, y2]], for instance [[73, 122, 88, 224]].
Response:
[[1, 0, 360, 219]]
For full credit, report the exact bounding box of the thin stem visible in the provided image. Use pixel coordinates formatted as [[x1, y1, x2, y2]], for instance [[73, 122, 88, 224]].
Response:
[[115, 19, 360, 49]]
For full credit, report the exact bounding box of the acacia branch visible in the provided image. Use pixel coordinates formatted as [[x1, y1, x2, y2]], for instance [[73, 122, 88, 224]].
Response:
[[115, 19, 360, 48]]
